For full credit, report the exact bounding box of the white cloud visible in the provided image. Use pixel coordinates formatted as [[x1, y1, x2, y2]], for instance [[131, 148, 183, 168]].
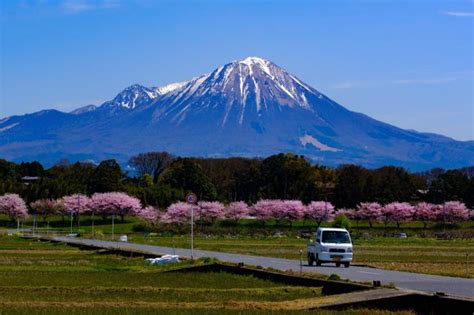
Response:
[[18, 0, 121, 15], [442, 11, 474, 17], [331, 81, 360, 89], [61, 0, 120, 14]]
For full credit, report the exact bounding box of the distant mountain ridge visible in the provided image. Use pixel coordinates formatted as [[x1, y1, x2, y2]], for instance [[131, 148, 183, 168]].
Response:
[[1, 56, 473, 170]]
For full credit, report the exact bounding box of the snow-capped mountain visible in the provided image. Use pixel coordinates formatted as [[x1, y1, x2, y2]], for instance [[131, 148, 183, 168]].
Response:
[[0, 57, 473, 170], [156, 57, 319, 126], [100, 84, 161, 112]]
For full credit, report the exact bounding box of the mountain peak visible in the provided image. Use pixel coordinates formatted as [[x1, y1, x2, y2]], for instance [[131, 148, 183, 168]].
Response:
[[238, 56, 270, 65], [101, 84, 160, 111], [125, 83, 145, 90], [154, 56, 322, 127]]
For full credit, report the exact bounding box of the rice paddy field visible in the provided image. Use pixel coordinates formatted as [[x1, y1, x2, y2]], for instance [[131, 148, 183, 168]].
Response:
[[0, 235, 416, 314]]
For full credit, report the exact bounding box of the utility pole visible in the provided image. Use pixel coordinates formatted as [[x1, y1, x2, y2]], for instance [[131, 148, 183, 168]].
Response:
[[70, 211, 74, 235], [186, 193, 198, 260], [77, 194, 80, 229], [191, 206, 194, 259], [299, 250, 303, 274]]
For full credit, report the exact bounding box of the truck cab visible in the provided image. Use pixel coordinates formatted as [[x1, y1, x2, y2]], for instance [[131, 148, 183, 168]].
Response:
[[307, 227, 353, 267]]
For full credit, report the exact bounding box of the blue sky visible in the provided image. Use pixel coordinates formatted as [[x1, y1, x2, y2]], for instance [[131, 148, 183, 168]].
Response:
[[1, 0, 473, 140]]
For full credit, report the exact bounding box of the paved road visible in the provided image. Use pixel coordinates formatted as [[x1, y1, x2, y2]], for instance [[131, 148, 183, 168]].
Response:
[[47, 236, 474, 298]]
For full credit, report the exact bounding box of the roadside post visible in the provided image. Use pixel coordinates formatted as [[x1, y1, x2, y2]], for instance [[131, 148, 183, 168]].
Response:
[[112, 213, 115, 240], [186, 193, 198, 260], [77, 194, 81, 229], [91, 213, 95, 237], [33, 212, 37, 236], [466, 252, 469, 276], [299, 250, 303, 274], [70, 210, 74, 235]]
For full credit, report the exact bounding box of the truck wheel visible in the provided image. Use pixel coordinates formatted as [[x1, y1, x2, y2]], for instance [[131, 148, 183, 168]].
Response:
[[344, 262, 350, 268], [307, 254, 314, 266], [335, 262, 341, 267], [315, 255, 321, 266]]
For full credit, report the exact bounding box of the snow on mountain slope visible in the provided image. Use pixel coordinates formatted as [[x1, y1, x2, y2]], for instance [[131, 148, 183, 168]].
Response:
[[100, 84, 160, 111], [154, 56, 325, 126], [70, 104, 98, 115], [156, 81, 188, 95]]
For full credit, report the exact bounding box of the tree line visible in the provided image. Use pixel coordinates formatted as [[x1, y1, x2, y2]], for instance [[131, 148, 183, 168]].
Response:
[[0, 152, 473, 209], [1, 193, 470, 231]]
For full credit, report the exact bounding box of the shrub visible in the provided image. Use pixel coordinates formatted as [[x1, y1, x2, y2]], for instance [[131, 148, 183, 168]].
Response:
[[332, 214, 351, 229]]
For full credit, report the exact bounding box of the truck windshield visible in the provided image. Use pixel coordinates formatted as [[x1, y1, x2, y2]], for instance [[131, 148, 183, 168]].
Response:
[[322, 231, 350, 244]]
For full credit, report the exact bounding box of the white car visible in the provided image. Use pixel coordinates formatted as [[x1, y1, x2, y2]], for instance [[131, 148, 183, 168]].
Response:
[[307, 227, 353, 267]]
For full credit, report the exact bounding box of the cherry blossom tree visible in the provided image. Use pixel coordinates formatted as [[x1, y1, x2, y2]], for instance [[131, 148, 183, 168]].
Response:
[[197, 201, 225, 223], [30, 199, 62, 222], [381, 202, 414, 228], [161, 202, 196, 224], [88, 192, 142, 239], [62, 194, 90, 215], [357, 202, 382, 228], [305, 201, 335, 226], [62, 194, 91, 228], [414, 202, 437, 228], [137, 206, 161, 226], [89, 192, 142, 222], [0, 194, 28, 221], [438, 201, 469, 224], [251, 200, 280, 221], [275, 200, 306, 224], [225, 201, 250, 221]]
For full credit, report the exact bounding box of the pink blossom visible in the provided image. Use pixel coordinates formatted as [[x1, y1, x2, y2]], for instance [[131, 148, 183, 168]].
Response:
[[137, 206, 161, 226], [30, 199, 63, 220], [381, 202, 414, 228], [251, 200, 280, 220], [357, 202, 382, 227], [161, 202, 196, 224], [225, 201, 250, 220], [276, 200, 306, 221], [0, 194, 28, 220], [89, 192, 142, 217], [62, 194, 90, 215], [197, 201, 225, 223], [438, 201, 469, 223], [414, 202, 437, 228], [306, 201, 335, 225]]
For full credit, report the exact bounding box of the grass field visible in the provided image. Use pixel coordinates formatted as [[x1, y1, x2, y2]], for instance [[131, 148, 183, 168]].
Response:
[[0, 235, 416, 314], [1, 215, 473, 278]]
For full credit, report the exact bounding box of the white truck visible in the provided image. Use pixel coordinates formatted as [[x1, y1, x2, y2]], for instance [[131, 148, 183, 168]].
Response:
[[307, 227, 353, 268]]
